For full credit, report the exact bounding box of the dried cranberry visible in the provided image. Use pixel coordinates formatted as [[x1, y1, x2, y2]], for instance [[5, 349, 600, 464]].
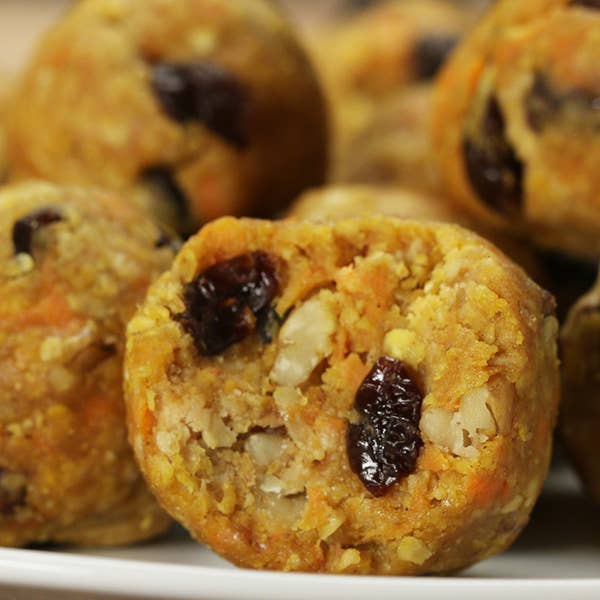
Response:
[[151, 62, 249, 148], [177, 251, 279, 355], [347, 357, 423, 497], [463, 96, 524, 216], [413, 35, 458, 80], [12, 207, 63, 256]]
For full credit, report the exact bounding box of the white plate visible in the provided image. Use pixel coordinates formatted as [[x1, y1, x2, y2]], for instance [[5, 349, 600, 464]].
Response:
[[0, 465, 598, 599]]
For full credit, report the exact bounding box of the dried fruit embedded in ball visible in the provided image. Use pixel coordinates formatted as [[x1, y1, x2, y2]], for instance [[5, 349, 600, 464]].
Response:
[[177, 251, 280, 355], [12, 207, 63, 256], [151, 62, 249, 147], [347, 356, 423, 497], [413, 35, 458, 80], [463, 96, 524, 216]]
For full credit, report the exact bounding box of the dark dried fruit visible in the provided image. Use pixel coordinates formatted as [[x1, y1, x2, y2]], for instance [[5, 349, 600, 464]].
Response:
[[463, 96, 524, 215], [177, 251, 279, 355], [526, 72, 600, 132], [12, 207, 63, 256], [0, 469, 26, 515], [570, 0, 600, 8], [347, 356, 423, 497], [413, 35, 458, 80], [151, 62, 249, 148]]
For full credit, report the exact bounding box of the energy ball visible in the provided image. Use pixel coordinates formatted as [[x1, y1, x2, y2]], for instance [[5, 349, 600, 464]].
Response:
[[561, 268, 600, 503], [332, 85, 440, 191], [432, 0, 600, 260], [7, 0, 328, 231], [125, 215, 559, 574], [309, 0, 473, 186], [0, 182, 174, 547]]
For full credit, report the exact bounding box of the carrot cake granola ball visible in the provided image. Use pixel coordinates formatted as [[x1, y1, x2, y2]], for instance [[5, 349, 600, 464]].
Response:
[[7, 0, 328, 231], [0, 182, 174, 547], [561, 268, 600, 503], [309, 0, 473, 187], [125, 215, 559, 574], [432, 0, 600, 260]]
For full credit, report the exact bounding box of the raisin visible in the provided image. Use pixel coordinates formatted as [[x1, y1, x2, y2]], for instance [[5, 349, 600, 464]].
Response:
[[413, 35, 458, 80], [347, 357, 423, 497], [177, 251, 279, 355], [12, 207, 63, 256], [0, 469, 26, 515], [570, 0, 600, 8], [151, 62, 249, 148], [463, 96, 524, 216]]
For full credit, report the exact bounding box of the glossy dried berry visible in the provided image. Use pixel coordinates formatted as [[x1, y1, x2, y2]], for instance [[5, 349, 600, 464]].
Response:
[[463, 96, 524, 216], [151, 62, 249, 148], [12, 207, 63, 256], [347, 357, 423, 497], [413, 35, 458, 80], [177, 251, 279, 355]]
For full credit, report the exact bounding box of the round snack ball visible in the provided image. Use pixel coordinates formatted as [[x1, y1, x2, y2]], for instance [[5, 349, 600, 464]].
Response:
[[309, 0, 473, 184], [432, 0, 600, 260], [332, 85, 439, 191], [7, 0, 328, 231], [561, 268, 600, 503], [125, 215, 559, 574], [0, 182, 175, 547], [287, 184, 546, 284]]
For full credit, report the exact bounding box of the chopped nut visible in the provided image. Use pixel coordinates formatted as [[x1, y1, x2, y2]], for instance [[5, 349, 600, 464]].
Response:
[[336, 548, 361, 570], [246, 431, 286, 467], [397, 536, 432, 565], [421, 386, 499, 458], [270, 292, 336, 386]]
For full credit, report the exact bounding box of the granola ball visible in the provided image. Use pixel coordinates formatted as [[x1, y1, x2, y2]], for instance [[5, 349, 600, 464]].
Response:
[[287, 184, 546, 283], [561, 268, 600, 503], [7, 0, 328, 231], [125, 215, 559, 574], [0, 182, 174, 547], [432, 0, 600, 260], [331, 85, 439, 191], [309, 0, 473, 187]]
